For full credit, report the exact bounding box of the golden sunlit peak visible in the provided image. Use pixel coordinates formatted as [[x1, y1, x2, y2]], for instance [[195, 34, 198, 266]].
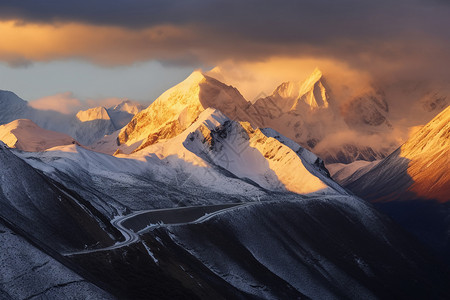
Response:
[[76, 107, 110, 122], [269, 66, 329, 110], [299, 67, 324, 89], [184, 69, 206, 83], [310, 67, 323, 79]]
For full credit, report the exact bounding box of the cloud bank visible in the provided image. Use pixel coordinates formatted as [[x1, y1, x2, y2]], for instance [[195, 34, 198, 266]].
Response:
[[0, 0, 449, 86], [29, 92, 134, 114]]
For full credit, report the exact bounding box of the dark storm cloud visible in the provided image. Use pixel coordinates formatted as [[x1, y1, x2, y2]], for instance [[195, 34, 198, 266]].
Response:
[[0, 0, 448, 39]]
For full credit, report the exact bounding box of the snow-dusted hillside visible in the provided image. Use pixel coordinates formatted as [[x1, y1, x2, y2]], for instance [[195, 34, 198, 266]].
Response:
[[0, 222, 112, 299], [0, 141, 120, 252], [117, 198, 450, 299], [19, 142, 266, 213], [0, 119, 77, 151], [147, 108, 344, 195], [0, 90, 31, 123]]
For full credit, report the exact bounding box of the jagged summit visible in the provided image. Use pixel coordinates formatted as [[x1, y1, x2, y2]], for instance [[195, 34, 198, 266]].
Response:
[[110, 100, 144, 115], [273, 68, 323, 98], [269, 68, 330, 111], [143, 70, 207, 110], [180, 108, 340, 194], [297, 68, 329, 109], [306, 67, 324, 84]]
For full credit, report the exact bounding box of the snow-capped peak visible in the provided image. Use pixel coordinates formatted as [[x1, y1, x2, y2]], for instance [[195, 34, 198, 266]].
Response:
[[271, 68, 329, 110], [109, 100, 144, 115], [303, 67, 324, 86], [76, 107, 111, 122], [177, 70, 206, 89], [113, 70, 252, 154], [180, 108, 342, 194]]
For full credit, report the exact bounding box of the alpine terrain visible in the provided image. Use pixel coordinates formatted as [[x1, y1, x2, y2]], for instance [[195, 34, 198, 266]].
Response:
[[0, 90, 143, 145], [0, 70, 449, 299]]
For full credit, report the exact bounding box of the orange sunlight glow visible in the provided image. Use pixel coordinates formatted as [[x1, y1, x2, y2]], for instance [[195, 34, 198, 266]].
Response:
[[208, 57, 373, 102], [0, 20, 193, 65], [400, 107, 450, 203], [28, 92, 82, 114], [29, 92, 128, 114]]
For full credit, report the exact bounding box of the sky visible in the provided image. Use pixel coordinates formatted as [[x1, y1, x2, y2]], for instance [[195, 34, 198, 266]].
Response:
[[0, 0, 449, 112]]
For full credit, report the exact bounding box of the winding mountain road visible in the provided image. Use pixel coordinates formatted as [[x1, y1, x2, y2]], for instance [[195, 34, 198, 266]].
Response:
[[64, 202, 250, 256]]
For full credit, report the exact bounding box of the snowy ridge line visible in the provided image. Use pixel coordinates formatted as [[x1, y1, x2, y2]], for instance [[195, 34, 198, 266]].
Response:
[[0, 214, 114, 297]]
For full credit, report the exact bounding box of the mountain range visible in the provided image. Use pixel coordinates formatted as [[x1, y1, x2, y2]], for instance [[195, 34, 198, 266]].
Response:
[[3, 69, 446, 164], [0, 69, 449, 298], [0, 91, 144, 145]]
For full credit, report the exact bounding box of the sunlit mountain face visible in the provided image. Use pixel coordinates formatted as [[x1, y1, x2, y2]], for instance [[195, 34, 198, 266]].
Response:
[[1, 1, 450, 299], [344, 106, 450, 264], [346, 105, 449, 203]]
